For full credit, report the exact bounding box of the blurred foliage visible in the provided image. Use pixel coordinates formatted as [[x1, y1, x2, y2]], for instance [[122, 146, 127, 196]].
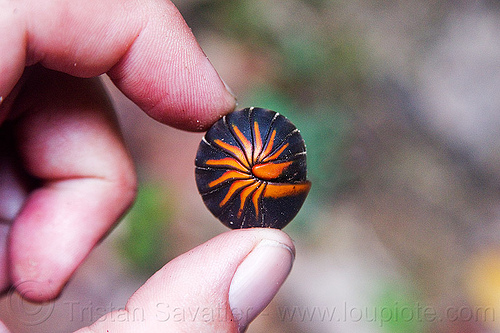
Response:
[[116, 183, 174, 276], [373, 284, 425, 333], [185, 0, 368, 219], [191, 0, 369, 103]]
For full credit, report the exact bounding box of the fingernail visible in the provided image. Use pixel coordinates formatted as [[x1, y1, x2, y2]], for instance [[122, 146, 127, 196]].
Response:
[[228, 239, 295, 332], [0, 320, 11, 333], [203, 55, 237, 108], [221, 78, 237, 102]]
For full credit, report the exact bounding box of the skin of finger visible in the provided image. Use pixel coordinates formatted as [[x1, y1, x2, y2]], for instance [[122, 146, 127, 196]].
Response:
[[1, 0, 235, 131], [8, 69, 137, 301], [0, 3, 26, 124], [0, 224, 9, 292], [106, 0, 236, 131], [0, 163, 28, 292], [0, 320, 11, 333], [76, 229, 294, 333], [0, 127, 31, 291]]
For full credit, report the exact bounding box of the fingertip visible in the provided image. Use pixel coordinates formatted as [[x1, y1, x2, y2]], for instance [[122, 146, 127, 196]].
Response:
[[9, 279, 61, 303], [107, 0, 237, 131], [85, 228, 294, 332], [0, 320, 11, 333], [2, 0, 237, 131], [227, 230, 295, 331], [0, 224, 11, 293], [0, 3, 26, 119], [9, 179, 135, 302]]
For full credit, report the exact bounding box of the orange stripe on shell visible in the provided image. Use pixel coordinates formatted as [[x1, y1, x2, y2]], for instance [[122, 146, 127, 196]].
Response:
[[219, 178, 256, 207], [208, 170, 251, 188], [252, 161, 293, 180], [259, 130, 276, 162], [232, 125, 253, 165], [206, 157, 248, 173], [237, 182, 260, 218], [263, 182, 311, 199], [253, 121, 263, 163], [213, 139, 249, 168], [261, 143, 289, 162]]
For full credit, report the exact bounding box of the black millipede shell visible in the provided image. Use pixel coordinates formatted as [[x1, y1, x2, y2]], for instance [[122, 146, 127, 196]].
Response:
[[195, 107, 311, 229]]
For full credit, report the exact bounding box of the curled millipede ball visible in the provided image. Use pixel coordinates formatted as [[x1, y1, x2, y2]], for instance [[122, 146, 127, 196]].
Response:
[[195, 107, 311, 229]]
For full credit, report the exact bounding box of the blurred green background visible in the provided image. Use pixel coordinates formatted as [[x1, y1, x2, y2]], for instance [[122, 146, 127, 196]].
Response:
[[3, 0, 500, 332]]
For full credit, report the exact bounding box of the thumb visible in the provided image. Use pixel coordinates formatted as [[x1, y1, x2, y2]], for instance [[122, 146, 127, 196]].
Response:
[[77, 228, 295, 333]]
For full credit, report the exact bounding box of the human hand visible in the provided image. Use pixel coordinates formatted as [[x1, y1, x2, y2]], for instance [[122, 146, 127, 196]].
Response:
[[0, 0, 296, 331], [0, 0, 235, 300], [76, 229, 294, 332]]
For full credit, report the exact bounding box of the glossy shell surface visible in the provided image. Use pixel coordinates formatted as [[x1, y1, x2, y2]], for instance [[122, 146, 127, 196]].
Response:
[[195, 107, 311, 229]]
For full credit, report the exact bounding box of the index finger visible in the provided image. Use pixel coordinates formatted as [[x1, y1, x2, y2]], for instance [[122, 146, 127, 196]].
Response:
[[0, 0, 236, 130]]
